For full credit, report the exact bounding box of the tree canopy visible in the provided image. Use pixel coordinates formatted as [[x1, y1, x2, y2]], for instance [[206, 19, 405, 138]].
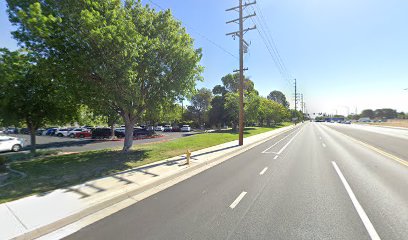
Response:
[[267, 90, 290, 108], [0, 48, 78, 153], [7, 0, 203, 151]]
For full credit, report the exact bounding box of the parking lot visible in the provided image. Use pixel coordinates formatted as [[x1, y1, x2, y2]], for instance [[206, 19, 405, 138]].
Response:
[[1, 131, 198, 155]]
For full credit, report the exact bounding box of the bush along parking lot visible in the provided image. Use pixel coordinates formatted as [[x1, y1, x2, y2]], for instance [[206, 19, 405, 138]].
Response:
[[0, 124, 290, 203]]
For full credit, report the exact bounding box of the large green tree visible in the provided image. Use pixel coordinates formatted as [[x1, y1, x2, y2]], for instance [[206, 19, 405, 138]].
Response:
[[361, 109, 375, 119], [245, 92, 261, 124], [8, 0, 203, 151], [224, 92, 240, 130], [189, 88, 213, 126], [0, 48, 78, 153], [267, 90, 289, 108]]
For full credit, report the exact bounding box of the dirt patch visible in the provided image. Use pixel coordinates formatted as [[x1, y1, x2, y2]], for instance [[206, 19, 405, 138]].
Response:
[[374, 120, 408, 128]]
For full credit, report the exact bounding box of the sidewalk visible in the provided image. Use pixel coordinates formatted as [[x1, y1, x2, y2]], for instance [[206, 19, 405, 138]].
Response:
[[1, 125, 296, 240]]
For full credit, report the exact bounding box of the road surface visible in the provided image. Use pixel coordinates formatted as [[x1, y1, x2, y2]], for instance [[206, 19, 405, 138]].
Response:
[[65, 122, 408, 240]]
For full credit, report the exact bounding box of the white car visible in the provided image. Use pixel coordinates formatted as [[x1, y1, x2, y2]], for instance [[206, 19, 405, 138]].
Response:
[[0, 136, 25, 152], [155, 126, 164, 131], [115, 127, 126, 133], [163, 125, 172, 132], [181, 125, 191, 132], [67, 128, 86, 138], [54, 128, 73, 137]]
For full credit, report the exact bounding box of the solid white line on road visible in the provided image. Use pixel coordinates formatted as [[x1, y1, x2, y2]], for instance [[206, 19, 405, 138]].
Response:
[[276, 129, 302, 155], [331, 161, 381, 240], [259, 167, 268, 175], [322, 143, 327, 148], [262, 130, 298, 153], [273, 155, 278, 160], [229, 191, 247, 209]]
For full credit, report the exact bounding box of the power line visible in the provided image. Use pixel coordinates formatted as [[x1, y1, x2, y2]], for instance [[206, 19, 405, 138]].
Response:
[[147, 0, 238, 59], [254, 2, 291, 79], [245, 2, 293, 87]]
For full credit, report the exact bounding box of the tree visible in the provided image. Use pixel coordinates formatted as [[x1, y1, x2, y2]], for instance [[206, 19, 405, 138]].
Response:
[[267, 90, 289, 108], [8, 0, 203, 151], [208, 96, 225, 128], [221, 73, 256, 94], [189, 88, 213, 126], [374, 108, 397, 119], [224, 92, 240, 130], [361, 109, 375, 119], [212, 85, 227, 96], [0, 49, 78, 153], [245, 92, 261, 125]]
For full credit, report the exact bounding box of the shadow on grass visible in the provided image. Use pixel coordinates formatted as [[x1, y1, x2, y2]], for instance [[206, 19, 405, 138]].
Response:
[[0, 149, 151, 203]]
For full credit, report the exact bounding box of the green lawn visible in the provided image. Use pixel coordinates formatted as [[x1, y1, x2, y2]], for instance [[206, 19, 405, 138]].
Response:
[[0, 123, 290, 203]]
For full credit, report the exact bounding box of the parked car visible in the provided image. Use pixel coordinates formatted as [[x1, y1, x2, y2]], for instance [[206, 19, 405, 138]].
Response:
[[92, 128, 125, 139], [155, 126, 164, 131], [133, 128, 153, 137], [43, 128, 58, 136], [5, 128, 18, 134], [163, 125, 172, 132], [55, 128, 73, 137], [68, 128, 86, 138], [172, 125, 180, 132], [19, 128, 30, 134], [181, 125, 191, 132], [0, 136, 24, 152], [115, 127, 126, 133], [36, 128, 46, 135], [75, 130, 92, 138]]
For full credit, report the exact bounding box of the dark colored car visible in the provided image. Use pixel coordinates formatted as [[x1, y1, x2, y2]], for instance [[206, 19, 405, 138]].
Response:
[[133, 128, 153, 137], [20, 128, 30, 134], [92, 128, 125, 139], [172, 125, 181, 132], [45, 128, 58, 136]]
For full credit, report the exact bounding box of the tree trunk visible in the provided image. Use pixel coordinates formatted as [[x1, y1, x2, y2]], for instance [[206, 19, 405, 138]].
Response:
[[122, 116, 136, 152], [110, 123, 115, 139], [29, 125, 36, 154]]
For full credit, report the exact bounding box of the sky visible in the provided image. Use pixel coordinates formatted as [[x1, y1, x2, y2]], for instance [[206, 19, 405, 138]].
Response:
[[1, 0, 407, 116]]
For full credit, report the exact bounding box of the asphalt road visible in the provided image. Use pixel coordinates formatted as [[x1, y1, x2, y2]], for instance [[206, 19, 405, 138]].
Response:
[[0, 132, 196, 155], [65, 122, 408, 240]]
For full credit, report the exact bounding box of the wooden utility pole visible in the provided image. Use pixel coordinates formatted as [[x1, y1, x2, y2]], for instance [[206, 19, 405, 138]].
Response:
[[294, 78, 297, 125], [226, 0, 256, 146]]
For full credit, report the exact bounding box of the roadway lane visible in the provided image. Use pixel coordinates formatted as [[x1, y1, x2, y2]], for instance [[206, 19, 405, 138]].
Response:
[[322, 123, 408, 160], [65, 122, 407, 240]]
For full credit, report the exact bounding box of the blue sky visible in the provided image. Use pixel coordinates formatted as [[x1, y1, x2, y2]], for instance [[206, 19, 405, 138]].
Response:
[[1, 0, 407, 115]]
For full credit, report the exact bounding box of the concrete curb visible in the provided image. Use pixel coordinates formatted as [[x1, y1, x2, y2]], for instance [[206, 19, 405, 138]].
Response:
[[12, 125, 298, 240]]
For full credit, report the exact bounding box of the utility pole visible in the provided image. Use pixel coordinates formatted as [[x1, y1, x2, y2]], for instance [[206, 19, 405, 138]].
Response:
[[294, 79, 297, 112], [301, 94, 304, 113], [294, 78, 298, 124], [226, 0, 256, 146]]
